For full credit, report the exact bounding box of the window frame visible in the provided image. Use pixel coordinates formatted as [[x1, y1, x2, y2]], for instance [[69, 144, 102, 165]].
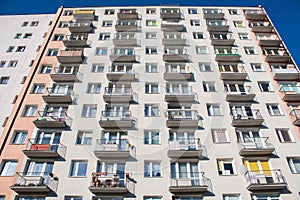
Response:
[[217, 159, 236, 175], [81, 104, 97, 118], [144, 130, 161, 145], [76, 131, 93, 145], [212, 129, 229, 143], [11, 131, 28, 144], [0, 160, 18, 176], [144, 161, 162, 178], [70, 160, 88, 177]]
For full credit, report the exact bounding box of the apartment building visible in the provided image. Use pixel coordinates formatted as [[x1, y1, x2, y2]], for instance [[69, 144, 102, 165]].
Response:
[[0, 5, 300, 200], [0, 14, 54, 135]]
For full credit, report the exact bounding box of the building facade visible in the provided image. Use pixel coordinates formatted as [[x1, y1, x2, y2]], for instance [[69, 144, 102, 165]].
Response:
[[0, 5, 300, 200]]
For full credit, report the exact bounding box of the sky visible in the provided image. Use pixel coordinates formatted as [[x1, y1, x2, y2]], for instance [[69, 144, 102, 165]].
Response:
[[0, 0, 299, 65]]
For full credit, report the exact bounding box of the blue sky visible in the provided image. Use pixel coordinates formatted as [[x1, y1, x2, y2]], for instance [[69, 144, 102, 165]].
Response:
[[1, 0, 299, 65]]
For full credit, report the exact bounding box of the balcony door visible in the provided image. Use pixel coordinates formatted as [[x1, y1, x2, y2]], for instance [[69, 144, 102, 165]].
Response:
[[169, 131, 197, 150], [106, 105, 129, 117], [236, 130, 263, 148], [26, 161, 53, 176], [101, 131, 127, 150], [171, 162, 200, 186], [97, 162, 125, 186], [231, 105, 253, 117], [52, 84, 71, 94], [35, 132, 60, 145]]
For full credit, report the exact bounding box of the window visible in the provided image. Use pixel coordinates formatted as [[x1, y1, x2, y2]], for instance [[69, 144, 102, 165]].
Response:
[[144, 130, 160, 144], [190, 20, 201, 26], [217, 159, 235, 175], [229, 9, 239, 15], [23, 33, 33, 38], [146, 32, 157, 39], [193, 32, 204, 39], [146, 47, 158, 55], [39, 65, 52, 74], [145, 83, 159, 94], [0, 160, 17, 176], [58, 21, 69, 28], [63, 10, 73, 16], [11, 131, 27, 144], [17, 197, 45, 200], [203, 81, 216, 92], [238, 33, 250, 40], [146, 20, 157, 26], [233, 21, 245, 28], [199, 62, 213, 72], [207, 104, 222, 116], [145, 104, 159, 117], [196, 46, 208, 54], [29, 60, 34, 67], [15, 33, 22, 39], [76, 131, 93, 145], [22, 105, 37, 117], [70, 161, 87, 177], [22, 21, 29, 26], [212, 129, 229, 143], [0, 77, 9, 84], [258, 82, 272, 92], [145, 63, 158, 73], [223, 194, 241, 200], [276, 129, 294, 143], [65, 197, 82, 200], [95, 47, 108, 55], [244, 46, 257, 55], [0, 196, 4, 200], [287, 157, 300, 173], [104, 9, 115, 15], [144, 161, 161, 177], [251, 195, 279, 200], [99, 33, 110, 40], [91, 63, 104, 73], [12, 95, 18, 104], [82, 105, 97, 118], [266, 104, 282, 116], [53, 34, 64, 41], [21, 76, 27, 84], [188, 8, 198, 14], [0, 60, 6, 67], [46, 49, 58, 56], [87, 83, 101, 94], [251, 63, 264, 72], [8, 60, 18, 67], [31, 84, 45, 94], [146, 8, 156, 14], [30, 21, 39, 26], [7, 46, 14, 52], [102, 20, 113, 27], [36, 45, 41, 52]]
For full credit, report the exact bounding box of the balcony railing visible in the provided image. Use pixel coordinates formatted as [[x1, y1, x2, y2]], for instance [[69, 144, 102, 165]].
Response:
[[169, 172, 211, 194], [57, 50, 83, 63], [206, 20, 229, 31], [99, 111, 136, 129], [272, 68, 299, 80], [68, 20, 92, 33], [33, 110, 73, 128], [161, 21, 184, 32], [210, 33, 235, 45], [168, 138, 206, 159], [42, 87, 77, 104], [164, 66, 192, 81], [23, 139, 67, 159], [256, 35, 281, 47], [50, 66, 81, 82], [279, 86, 300, 102], [10, 172, 58, 194], [115, 20, 140, 32], [219, 66, 247, 80], [117, 9, 139, 19], [231, 109, 264, 127], [163, 51, 190, 62], [237, 137, 275, 156], [290, 109, 300, 126], [107, 66, 137, 81], [73, 9, 95, 20], [103, 87, 136, 103], [244, 170, 287, 191], [203, 9, 224, 19], [249, 22, 273, 32], [244, 9, 266, 20], [225, 86, 255, 102], [63, 34, 88, 47], [160, 8, 182, 20], [165, 86, 196, 102], [166, 109, 200, 128], [89, 172, 134, 195], [112, 34, 140, 46], [110, 49, 139, 62]]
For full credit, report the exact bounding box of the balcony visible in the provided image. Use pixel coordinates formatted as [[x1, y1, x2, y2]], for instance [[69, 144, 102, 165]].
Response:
[[110, 49, 139, 63], [99, 111, 136, 129], [231, 109, 264, 127], [57, 50, 83, 63], [206, 20, 229, 32], [272, 68, 300, 80], [68, 20, 92, 33], [225, 87, 255, 102], [263, 49, 291, 63], [50, 66, 79, 82], [290, 109, 300, 126], [10, 172, 58, 194], [203, 9, 225, 19], [166, 110, 199, 128], [94, 139, 133, 160], [169, 172, 211, 195], [63, 34, 88, 47], [168, 139, 205, 159], [107, 66, 136, 81], [113, 34, 140, 46], [165, 87, 196, 102], [279, 86, 300, 102], [162, 38, 188, 46], [117, 9, 139, 19], [42, 87, 76, 104], [115, 20, 139, 32], [33, 111, 72, 128], [245, 170, 287, 191], [23, 139, 67, 159], [237, 137, 275, 156], [210, 34, 235, 46], [215, 53, 241, 62], [89, 173, 133, 195], [219, 66, 247, 80], [161, 21, 184, 32], [256, 34, 281, 47], [249, 22, 273, 32], [163, 49, 190, 62], [160, 8, 182, 20], [73, 9, 95, 20], [244, 10, 266, 20], [103, 87, 135, 103], [164, 70, 192, 81]]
